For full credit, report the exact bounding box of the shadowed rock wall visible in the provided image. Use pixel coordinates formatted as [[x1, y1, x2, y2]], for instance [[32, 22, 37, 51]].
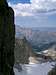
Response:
[[0, 0, 15, 75]]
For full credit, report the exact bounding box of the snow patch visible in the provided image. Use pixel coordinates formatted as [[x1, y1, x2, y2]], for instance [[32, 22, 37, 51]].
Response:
[[14, 62, 55, 75]]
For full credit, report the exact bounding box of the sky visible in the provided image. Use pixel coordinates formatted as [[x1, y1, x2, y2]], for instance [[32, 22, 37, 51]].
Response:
[[7, 0, 56, 27]]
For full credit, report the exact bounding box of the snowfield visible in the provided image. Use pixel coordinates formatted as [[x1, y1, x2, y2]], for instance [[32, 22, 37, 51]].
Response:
[[14, 62, 55, 75]]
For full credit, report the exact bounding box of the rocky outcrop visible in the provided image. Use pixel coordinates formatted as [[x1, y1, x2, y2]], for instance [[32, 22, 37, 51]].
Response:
[[0, 0, 15, 75], [48, 65, 56, 75], [14, 37, 31, 64]]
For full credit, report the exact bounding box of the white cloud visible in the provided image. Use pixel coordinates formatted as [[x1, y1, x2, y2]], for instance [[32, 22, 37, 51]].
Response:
[[8, 0, 56, 17], [16, 12, 33, 16], [8, 2, 33, 16]]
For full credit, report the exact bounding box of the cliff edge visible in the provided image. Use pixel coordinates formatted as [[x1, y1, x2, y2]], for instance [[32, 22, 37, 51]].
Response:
[[0, 0, 15, 75]]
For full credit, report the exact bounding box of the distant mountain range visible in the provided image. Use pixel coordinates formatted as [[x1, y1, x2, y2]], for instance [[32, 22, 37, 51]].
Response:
[[15, 25, 56, 52]]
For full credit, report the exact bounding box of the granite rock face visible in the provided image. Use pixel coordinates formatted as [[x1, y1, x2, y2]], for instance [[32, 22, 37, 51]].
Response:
[[0, 0, 15, 75], [15, 37, 31, 64]]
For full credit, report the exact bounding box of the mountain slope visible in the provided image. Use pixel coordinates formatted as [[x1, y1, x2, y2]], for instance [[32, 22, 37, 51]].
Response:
[[15, 26, 56, 52]]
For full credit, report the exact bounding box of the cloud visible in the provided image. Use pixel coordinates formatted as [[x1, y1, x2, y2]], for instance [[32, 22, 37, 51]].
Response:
[[8, 0, 56, 17], [8, 2, 33, 16]]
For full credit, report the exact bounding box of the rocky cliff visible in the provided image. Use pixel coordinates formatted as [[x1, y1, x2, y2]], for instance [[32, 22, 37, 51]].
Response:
[[14, 37, 32, 64], [0, 0, 15, 75]]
